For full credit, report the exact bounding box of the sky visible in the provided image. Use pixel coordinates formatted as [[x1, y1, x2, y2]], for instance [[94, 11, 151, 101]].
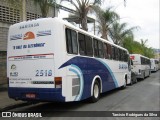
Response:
[[57, 0, 160, 49]]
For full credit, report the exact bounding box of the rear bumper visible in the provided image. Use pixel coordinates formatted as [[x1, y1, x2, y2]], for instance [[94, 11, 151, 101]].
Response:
[[8, 87, 65, 102]]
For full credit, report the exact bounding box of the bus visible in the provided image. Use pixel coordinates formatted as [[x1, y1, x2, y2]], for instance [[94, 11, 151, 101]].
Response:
[[7, 17, 130, 102], [150, 58, 159, 72], [130, 54, 150, 79]]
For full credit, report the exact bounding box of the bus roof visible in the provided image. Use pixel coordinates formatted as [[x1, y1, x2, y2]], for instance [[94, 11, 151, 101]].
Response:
[[130, 54, 150, 59]]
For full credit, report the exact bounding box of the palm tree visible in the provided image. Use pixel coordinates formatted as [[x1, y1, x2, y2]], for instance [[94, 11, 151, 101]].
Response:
[[109, 22, 138, 45], [34, 0, 57, 18], [95, 6, 119, 40], [61, 0, 102, 31]]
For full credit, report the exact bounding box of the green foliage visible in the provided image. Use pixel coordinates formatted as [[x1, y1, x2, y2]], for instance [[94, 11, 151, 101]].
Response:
[[109, 22, 138, 45], [94, 6, 119, 40], [123, 37, 155, 58]]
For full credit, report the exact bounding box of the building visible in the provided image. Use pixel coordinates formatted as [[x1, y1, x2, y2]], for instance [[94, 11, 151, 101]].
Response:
[[0, 0, 58, 84], [154, 49, 160, 60]]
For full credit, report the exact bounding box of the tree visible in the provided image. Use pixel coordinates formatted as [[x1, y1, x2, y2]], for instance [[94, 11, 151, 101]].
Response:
[[61, 0, 102, 31], [109, 22, 138, 45], [94, 6, 119, 40], [34, 0, 57, 18], [123, 38, 155, 58]]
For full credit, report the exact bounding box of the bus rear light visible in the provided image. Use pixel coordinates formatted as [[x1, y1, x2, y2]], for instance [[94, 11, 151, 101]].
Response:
[[130, 56, 135, 60], [54, 77, 62, 88]]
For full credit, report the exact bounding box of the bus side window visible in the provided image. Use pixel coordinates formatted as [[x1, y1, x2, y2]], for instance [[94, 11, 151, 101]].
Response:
[[112, 46, 115, 60], [108, 44, 112, 59], [66, 28, 72, 53], [71, 30, 78, 54], [119, 49, 122, 61], [93, 39, 99, 57], [65, 28, 78, 54], [85, 36, 93, 56], [124, 51, 128, 62], [78, 33, 85, 55], [104, 43, 108, 59], [115, 47, 119, 60], [98, 41, 104, 58]]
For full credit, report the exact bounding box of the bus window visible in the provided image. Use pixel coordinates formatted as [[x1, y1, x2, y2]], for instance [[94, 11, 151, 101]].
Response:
[[71, 30, 78, 54], [93, 39, 99, 57], [98, 41, 104, 58], [66, 28, 78, 54], [108, 44, 112, 59], [112, 46, 115, 60], [124, 51, 128, 62], [78, 33, 85, 55], [85, 36, 93, 56], [115, 47, 119, 60], [104, 43, 108, 59], [119, 49, 122, 61]]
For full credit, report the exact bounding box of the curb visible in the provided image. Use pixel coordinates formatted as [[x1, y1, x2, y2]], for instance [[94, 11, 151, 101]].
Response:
[[0, 84, 8, 92]]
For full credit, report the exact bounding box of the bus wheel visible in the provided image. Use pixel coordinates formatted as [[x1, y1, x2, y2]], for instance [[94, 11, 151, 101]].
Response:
[[142, 72, 145, 80], [90, 81, 100, 103], [121, 79, 127, 89], [135, 78, 138, 83]]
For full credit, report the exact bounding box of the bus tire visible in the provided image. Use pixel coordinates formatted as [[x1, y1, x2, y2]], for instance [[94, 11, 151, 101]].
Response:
[[142, 72, 145, 80], [135, 78, 138, 83], [90, 80, 100, 103], [121, 77, 127, 89]]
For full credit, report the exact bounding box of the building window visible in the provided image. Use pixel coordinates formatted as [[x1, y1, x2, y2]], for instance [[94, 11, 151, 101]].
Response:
[[26, 12, 42, 21], [0, 5, 20, 23]]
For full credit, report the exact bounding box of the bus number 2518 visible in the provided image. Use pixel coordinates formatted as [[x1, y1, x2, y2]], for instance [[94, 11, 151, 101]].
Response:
[[36, 70, 52, 77]]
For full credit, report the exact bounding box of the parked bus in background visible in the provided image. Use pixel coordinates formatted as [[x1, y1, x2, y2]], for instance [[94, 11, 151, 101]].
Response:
[[130, 54, 150, 79], [7, 18, 130, 103], [150, 59, 159, 72]]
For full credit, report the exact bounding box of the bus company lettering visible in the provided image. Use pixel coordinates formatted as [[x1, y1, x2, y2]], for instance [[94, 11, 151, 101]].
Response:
[[13, 43, 45, 50], [119, 64, 128, 69], [19, 23, 39, 29]]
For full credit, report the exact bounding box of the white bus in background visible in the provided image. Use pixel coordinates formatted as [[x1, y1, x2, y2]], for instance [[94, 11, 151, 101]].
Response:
[[130, 54, 150, 79], [7, 17, 130, 103], [150, 59, 159, 72]]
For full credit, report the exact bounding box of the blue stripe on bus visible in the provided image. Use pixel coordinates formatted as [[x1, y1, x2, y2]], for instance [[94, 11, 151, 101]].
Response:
[[96, 59, 119, 87], [59, 56, 118, 100]]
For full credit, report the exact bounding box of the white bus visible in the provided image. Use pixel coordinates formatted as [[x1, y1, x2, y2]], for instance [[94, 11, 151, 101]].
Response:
[[130, 54, 150, 79], [7, 18, 130, 102], [150, 58, 159, 72]]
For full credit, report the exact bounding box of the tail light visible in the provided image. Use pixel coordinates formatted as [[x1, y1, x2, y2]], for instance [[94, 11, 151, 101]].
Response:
[[130, 56, 135, 60], [54, 77, 62, 88]]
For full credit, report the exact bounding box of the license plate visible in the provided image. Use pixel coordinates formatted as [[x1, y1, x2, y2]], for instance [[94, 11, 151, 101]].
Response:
[[26, 93, 36, 98]]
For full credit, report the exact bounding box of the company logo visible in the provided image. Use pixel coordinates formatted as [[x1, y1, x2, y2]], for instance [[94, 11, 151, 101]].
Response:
[[10, 34, 22, 40], [23, 31, 35, 40], [11, 64, 16, 70], [2, 112, 11, 117], [37, 30, 51, 37]]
